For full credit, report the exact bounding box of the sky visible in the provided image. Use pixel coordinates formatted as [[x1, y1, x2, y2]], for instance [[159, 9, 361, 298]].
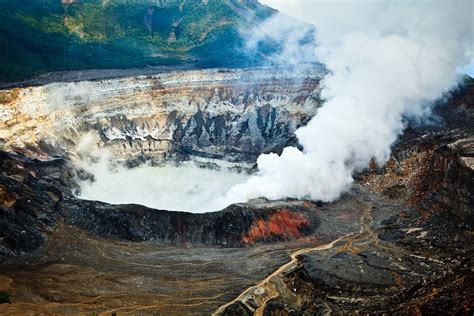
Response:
[[259, 0, 474, 76]]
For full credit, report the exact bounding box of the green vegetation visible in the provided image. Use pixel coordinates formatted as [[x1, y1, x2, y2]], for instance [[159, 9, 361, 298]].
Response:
[[0, 291, 11, 304], [0, 0, 274, 82]]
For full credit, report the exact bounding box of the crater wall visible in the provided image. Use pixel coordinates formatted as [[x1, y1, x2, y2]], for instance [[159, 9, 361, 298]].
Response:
[[0, 68, 324, 164]]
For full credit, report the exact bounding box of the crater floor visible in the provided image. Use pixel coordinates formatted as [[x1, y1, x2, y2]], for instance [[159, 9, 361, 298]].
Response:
[[0, 188, 382, 315]]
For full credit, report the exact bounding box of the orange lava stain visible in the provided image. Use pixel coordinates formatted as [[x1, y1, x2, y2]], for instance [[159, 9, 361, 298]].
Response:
[[242, 209, 310, 244]]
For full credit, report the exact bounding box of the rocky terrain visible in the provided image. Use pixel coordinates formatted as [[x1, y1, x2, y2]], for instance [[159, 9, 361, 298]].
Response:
[[1, 67, 324, 167], [219, 82, 474, 315], [0, 69, 472, 315]]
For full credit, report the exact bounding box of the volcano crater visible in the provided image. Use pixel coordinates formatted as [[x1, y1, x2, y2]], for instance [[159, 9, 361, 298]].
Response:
[[0, 68, 473, 315], [1, 67, 334, 249]]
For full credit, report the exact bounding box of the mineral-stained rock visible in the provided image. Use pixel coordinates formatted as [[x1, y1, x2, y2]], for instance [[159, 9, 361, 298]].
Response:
[[60, 199, 320, 246], [0, 68, 323, 165]]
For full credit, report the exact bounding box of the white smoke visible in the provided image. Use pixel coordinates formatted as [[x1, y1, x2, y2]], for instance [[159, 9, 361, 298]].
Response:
[[211, 0, 474, 209], [77, 160, 249, 213], [72, 133, 250, 213], [44, 81, 98, 112], [244, 11, 317, 67]]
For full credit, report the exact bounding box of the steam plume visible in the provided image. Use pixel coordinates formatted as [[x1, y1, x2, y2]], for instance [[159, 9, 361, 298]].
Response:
[[213, 0, 474, 208], [73, 132, 249, 213]]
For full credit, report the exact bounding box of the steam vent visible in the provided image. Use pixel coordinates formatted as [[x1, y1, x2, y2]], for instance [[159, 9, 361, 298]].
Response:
[[0, 0, 473, 315]]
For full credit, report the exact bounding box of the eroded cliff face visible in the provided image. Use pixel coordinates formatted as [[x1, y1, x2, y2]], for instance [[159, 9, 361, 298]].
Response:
[[0, 68, 323, 165]]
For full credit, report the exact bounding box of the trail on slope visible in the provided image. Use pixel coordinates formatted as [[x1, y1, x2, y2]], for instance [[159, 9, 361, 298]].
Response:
[[212, 234, 351, 316], [213, 203, 377, 315]]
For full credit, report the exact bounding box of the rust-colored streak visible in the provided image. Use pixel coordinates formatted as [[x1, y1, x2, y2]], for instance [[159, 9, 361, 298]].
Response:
[[243, 210, 310, 244]]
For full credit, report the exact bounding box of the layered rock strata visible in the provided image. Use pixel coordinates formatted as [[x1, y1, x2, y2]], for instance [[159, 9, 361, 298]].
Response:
[[0, 68, 323, 165]]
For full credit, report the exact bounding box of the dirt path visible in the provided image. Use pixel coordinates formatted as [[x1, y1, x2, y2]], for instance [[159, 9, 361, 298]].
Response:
[[213, 202, 377, 315], [212, 234, 351, 316]]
